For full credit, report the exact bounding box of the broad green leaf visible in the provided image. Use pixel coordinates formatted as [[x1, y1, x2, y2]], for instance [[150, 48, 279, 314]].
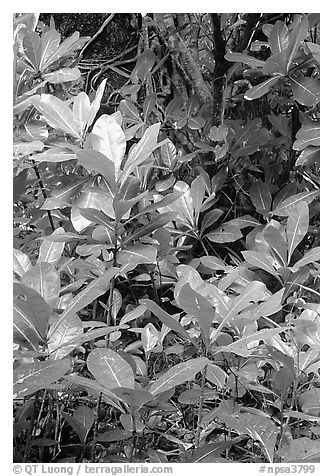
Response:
[[63, 405, 94, 445], [41, 177, 87, 210], [262, 226, 288, 266], [64, 374, 124, 411], [86, 79, 107, 130], [13, 282, 50, 351], [48, 312, 83, 360], [306, 42, 320, 63], [268, 20, 289, 55], [149, 357, 209, 395], [200, 256, 226, 271], [147, 449, 168, 463], [271, 190, 319, 216], [278, 437, 320, 463], [188, 440, 236, 463], [73, 405, 95, 440], [178, 284, 215, 343], [31, 95, 80, 139], [23, 31, 42, 70], [293, 122, 320, 151], [249, 180, 272, 213], [224, 51, 265, 68], [111, 387, 154, 411], [251, 288, 285, 320], [13, 358, 71, 398], [272, 182, 299, 213], [191, 175, 206, 219], [117, 244, 157, 266], [143, 93, 157, 121], [242, 250, 280, 278], [206, 363, 227, 389], [159, 139, 177, 168], [244, 77, 280, 101], [287, 201, 309, 263], [295, 146, 320, 166], [178, 388, 217, 404], [13, 248, 32, 277], [206, 225, 242, 243], [48, 266, 129, 340], [97, 430, 131, 442], [73, 92, 91, 137], [87, 348, 135, 390], [213, 281, 268, 337], [32, 147, 77, 163], [22, 262, 60, 307], [40, 27, 61, 70], [119, 306, 146, 327], [220, 411, 277, 462], [43, 67, 81, 84], [42, 31, 80, 70], [119, 99, 142, 124], [263, 51, 287, 75], [285, 16, 309, 72], [291, 247, 320, 270], [290, 77, 320, 107], [76, 149, 116, 192], [200, 209, 223, 233], [215, 327, 287, 357], [79, 208, 115, 235], [91, 113, 126, 182], [139, 299, 196, 346], [141, 323, 160, 352], [37, 227, 65, 265], [121, 123, 161, 182]]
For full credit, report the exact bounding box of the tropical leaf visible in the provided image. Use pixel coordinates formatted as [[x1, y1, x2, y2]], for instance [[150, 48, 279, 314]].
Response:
[[242, 250, 280, 278], [90, 113, 126, 182], [22, 262, 60, 307], [30, 94, 80, 138], [48, 312, 83, 360], [140, 299, 196, 346], [188, 440, 237, 463], [244, 77, 280, 101], [117, 244, 157, 266], [249, 180, 272, 213], [37, 227, 66, 265], [205, 363, 227, 389], [268, 20, 290, 55], [86, 79, 107, 130], [213, 281, 268, 337], [287, 201, 309, 263], [293, 122, 320, 151], [62, 405, 94, 445], [73, 92, 91, 136], [206, 225, 242, 243], [87, 348, 135, 390], [271, 191, 319, 216], [290, 77, 320, 107], [220, 411, 278, 462], [149, 357, 209, 395], [285, 16, 309, 72], [178, 284, 215, 343], [13, 249, 32, 278], [121, 123, 161, 183], [13, 358, 71, 398], [48, 266, 128, 340], [13, 282, 50, 351], [43, 67, 81, 84], [224, 50, 265, 68], [291, 247, 320, 270]]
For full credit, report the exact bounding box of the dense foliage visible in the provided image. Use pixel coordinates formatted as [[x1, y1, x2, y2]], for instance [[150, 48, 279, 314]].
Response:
[[13, 13, 320, 464]]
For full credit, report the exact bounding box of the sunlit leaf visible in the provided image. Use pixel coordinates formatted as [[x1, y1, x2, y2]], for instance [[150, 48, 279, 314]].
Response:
[[87, 348, 135, 390]]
